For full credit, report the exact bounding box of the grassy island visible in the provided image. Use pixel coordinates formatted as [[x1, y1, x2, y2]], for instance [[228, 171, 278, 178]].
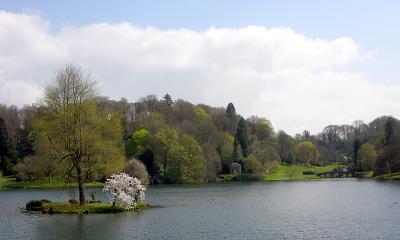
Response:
[[26, 200, 150, 214]]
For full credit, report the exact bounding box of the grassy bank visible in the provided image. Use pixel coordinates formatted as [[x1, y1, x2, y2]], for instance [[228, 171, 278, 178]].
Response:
[[221, 163, 348, 182], [263, 163, 345, 181], [27, 201, 149, 214], [0, 177, 103, 190], [375, 172, 400, 180]]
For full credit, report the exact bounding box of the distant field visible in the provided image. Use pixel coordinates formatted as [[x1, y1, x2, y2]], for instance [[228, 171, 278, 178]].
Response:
[[263, 163, 345, 181]]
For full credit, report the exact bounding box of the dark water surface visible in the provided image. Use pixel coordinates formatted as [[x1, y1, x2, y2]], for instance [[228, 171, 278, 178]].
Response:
[[1, 179, 400, 240]]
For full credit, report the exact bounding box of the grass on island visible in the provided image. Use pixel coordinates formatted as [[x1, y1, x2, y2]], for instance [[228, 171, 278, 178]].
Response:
[[0, 177, 103, 190], [27, 200, 150, 214]]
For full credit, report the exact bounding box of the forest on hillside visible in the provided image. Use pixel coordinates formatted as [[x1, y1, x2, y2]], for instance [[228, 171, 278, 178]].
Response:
[[1, 65, 400, 185]]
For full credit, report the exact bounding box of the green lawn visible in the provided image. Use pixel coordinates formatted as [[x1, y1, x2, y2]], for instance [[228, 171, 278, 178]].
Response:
[[0, 177, 103, 190], [28, 201, 149, 214], [263, 163, 345, 181], [375, 172, 400, 180]]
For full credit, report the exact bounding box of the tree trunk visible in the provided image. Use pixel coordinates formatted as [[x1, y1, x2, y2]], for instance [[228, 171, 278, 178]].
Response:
[[163, 154, 167, 183], [77, 166, 86, 205]]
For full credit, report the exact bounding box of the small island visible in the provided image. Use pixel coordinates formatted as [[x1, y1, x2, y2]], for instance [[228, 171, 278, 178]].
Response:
[[26, 173, 149, 214]]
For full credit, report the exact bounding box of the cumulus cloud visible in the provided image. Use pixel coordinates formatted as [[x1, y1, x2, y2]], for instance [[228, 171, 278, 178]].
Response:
[[0, 11, 398, 134]]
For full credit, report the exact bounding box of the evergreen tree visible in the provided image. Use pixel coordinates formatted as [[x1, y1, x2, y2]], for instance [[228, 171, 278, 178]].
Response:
[[225, 103, 236, 118], [162, 93, 174, 106], [235, 117, 249, 158]]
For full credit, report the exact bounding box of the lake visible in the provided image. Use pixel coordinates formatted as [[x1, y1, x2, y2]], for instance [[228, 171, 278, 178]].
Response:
[[1, 179, 400, 240]]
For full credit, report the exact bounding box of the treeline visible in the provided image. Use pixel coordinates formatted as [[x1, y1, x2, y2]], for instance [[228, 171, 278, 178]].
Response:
[[0, 65, 400, 186]]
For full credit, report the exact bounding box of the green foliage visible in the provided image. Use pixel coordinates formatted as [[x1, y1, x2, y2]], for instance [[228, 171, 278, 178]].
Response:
[[235, 117, 249, 158], [217, 133, 234, 173], [244, 154, 263, 174], [294, 141, 319, 166], [231, 174, 263, 181], [193, 106, 211, 122], [37, 202, 150, 214], [69, 199, 79, 205], [0, 117, 12, 175], [247, 116, 273, 141], [263, 163, 344, 181], [26, 200, 43, 210], [358, 143, 377, 171], [125, 129, 151, 158]]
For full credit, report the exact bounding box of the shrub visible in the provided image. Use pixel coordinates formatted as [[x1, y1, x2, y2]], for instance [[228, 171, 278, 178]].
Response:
[[124, 158, 150, 184], [40, 199, 51, 203], [303, 170, 317, 175], [26, 200, 43, 211], [68, 199, 79, 205], [231, 174, 263, 181], [88, 200, 102, 204]]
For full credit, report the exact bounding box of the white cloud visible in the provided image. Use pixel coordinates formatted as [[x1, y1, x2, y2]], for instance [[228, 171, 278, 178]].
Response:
[[0, 11, 398, 134]]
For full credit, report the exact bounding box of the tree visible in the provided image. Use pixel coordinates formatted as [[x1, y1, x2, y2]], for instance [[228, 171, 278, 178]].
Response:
[[124, 158, 150, 184], [277, 130, 295, 164], [0, 117, 12, 175], [153, 127, 179, 182], [247, 116, 273, 141], [294, 141, 319, 166], [103, 173, 146, 209], [202, 143, 221, 182], [352, 139, 361, 170], [125, 129, 151, 158], [244, 154, 263, 174], [35, 65, 124, 205], [384, 117, 397, 146], [161, 93, 174, 106], [167, 144, 190, 183], [357, 143, 377, 171], [225, 103, 237, 134], [302, 130, 310, 140], [161, 134, 207, 183], [225, 103, 236, 118], [181, 134, 206, 182], [217, 133, 234, 173], [235, 117, 249, 158]]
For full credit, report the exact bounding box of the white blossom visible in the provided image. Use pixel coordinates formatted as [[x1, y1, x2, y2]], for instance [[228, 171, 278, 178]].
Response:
[[103, 173, 146, 209]]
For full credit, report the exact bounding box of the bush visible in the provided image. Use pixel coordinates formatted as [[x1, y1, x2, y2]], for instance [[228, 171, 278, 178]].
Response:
[[88, 200, 102, 204], [124, 158, 150, 184], [40, 199, 52, 203], [26, 200, 43, 211], [231, 174, 263, 181], [303, 170, 317, 175], [68, 199, 79, 205]]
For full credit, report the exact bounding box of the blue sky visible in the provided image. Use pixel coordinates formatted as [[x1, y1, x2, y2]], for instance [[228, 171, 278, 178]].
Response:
[[0, 1, 399, 133]]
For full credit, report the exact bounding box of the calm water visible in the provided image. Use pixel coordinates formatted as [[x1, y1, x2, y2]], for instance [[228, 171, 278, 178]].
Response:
[[1, 179, 400, 240]]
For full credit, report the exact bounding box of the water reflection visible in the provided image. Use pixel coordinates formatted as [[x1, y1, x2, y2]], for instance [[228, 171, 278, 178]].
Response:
[[1, 180, 400, 240]]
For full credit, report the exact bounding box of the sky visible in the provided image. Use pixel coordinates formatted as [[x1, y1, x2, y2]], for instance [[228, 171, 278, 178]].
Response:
[[0, 0, 400, 135]]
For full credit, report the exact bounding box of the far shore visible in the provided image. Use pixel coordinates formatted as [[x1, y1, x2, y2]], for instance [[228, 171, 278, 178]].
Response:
[[2, 163, 395, 191]]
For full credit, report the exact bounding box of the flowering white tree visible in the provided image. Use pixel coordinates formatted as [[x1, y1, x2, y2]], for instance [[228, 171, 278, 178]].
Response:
[[103, 173, 146, 209]]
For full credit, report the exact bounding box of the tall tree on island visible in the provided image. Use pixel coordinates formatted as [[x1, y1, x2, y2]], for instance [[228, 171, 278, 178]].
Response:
[[35, 65, 124, 205]]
